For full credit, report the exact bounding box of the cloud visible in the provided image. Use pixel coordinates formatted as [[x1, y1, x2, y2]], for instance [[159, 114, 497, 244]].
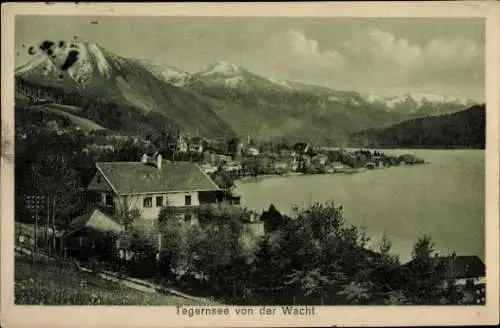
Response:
[[263, 28, 484, 96], [342, 29, 421, 69], [267, 30, 345, 74]]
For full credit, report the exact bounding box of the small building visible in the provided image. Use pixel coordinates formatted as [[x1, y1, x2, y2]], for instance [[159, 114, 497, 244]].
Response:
[[211, 153, 233, 165], [187, 137, 204, 155], [176, 133, 188, 154], [200, 163, 218, 174], [246, 147, 260, 157], [365, 161, 376, 170], [62, 208, 124, 259], [311, 154, 328, 166], [332, 162, 344, 170], [293, 142, 310, 155], [223, 161, 243, 173], [446, 255, 486, 286], [272, 161, 289, 174], [403, 254, 486, 287]]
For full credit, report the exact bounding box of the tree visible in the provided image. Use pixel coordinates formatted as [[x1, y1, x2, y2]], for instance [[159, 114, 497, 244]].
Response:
[[159, 218, 201, 282], [337, 281, 373, 304], [403, 234, 459, 304], [115, 139, 149, 162], [260, 204, 288, 233], [29, 152, 84, 229], [210, 170, 235, 190], [411, 234, 435, 261], [114, 199, 141, 230], [193, 215, 244, 297]]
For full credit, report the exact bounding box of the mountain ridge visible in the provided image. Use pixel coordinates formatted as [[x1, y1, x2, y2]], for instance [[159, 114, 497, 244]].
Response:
[[15, 40, 479, 143]]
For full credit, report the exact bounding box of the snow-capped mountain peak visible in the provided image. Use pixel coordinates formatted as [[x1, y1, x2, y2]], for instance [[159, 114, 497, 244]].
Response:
[[267, 77, 293, 89], [385, 93, 472, 109], [136, 59, 191, 87], [201, 60, 241, 76], [363, 94, 383, 103]]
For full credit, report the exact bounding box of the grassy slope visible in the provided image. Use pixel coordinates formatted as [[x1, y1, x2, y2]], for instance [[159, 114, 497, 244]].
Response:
[[34, 105, 106, 131], [15, 256, 211, 305]]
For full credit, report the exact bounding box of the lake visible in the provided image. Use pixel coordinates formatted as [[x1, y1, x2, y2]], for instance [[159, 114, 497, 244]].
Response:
[[234, 149, 485, 263]]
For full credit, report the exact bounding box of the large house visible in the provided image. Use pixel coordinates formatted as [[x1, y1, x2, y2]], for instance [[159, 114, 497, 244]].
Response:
[[86, 153, 232, 225]]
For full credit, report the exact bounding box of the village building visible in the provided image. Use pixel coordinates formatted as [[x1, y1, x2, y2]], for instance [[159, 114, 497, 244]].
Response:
[[200, 163, 218, 174], [177, 134, 188, 153], [272, 161, 290, 174], [187, 137, 204, 155], [61, 208, 124, 259], [210, 153, 233, 165], [246, 147, 260, 157], [293, 142, 311, 155], [223, 160, 243, 173], [311, 154, 328, 166], [403, 254, 486, 287], [331, 161, 345, 170]]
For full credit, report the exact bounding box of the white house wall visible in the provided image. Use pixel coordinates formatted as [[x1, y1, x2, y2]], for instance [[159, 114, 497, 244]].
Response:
[[115, 191, 201, 221]]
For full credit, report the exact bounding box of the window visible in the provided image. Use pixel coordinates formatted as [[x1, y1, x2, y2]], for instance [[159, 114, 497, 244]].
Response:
[[184, 213, 193, 221], [105, 193, 114, 206], [143, 196, 152, 208], [96, 174, 102, 183], [156, 196, 163, 208], [185, 195, 192, 206]]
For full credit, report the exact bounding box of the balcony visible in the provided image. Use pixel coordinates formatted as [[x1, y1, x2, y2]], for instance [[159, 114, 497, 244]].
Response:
[[164, 199, 241, 215]]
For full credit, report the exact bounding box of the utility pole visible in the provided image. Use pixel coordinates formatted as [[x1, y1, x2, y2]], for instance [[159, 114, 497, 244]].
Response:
[[52, 197, 57, 254], [46, 194, 50, 256], [25, 194, 45, 264]]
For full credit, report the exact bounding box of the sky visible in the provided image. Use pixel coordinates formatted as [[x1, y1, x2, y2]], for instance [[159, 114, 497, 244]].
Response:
[[15, 16, 485, 101]]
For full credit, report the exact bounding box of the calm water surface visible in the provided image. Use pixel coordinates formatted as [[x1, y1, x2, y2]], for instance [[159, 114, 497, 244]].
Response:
[[235, 149, 485, 262]]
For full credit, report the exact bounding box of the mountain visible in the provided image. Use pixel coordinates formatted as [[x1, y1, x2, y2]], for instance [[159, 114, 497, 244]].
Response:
[[15, 41, 235, 139], [350, 104, 485, 149], [16, 41, 476, 144], [181, 60, 411, 143], [133, 59, 192, 87], [365, 93, 477, 117]]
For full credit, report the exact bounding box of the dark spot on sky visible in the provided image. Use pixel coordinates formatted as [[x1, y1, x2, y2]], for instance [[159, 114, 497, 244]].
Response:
[[73, 36, 78, 39], [28, 46, 37, 55], [91, 21, 98, 25], [39, 40, 55, 56], [61, 50, 79, 71], [22, 44, 25, 48], [16, 52, 20, 56], [59, 41, 65, 48]]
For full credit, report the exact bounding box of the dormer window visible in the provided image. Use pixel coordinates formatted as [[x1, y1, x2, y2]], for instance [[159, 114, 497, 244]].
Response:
[[97, 175, 102, 183]]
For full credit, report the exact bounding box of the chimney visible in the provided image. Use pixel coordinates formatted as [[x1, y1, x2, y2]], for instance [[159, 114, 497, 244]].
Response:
[[141, 153, 148, 164], [156, 153, 162, 171]]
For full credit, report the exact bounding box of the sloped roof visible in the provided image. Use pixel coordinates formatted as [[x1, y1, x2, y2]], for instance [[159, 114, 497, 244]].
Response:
[[403, 255, 485, 279], [64, 208, 124, 238], [95, 161, 220, 195], [449, 255, 485, 279]]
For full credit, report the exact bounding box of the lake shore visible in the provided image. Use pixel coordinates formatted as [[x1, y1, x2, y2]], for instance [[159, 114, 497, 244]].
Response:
[[234, 166, 398, 183], [234, 149, 484, 262]]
